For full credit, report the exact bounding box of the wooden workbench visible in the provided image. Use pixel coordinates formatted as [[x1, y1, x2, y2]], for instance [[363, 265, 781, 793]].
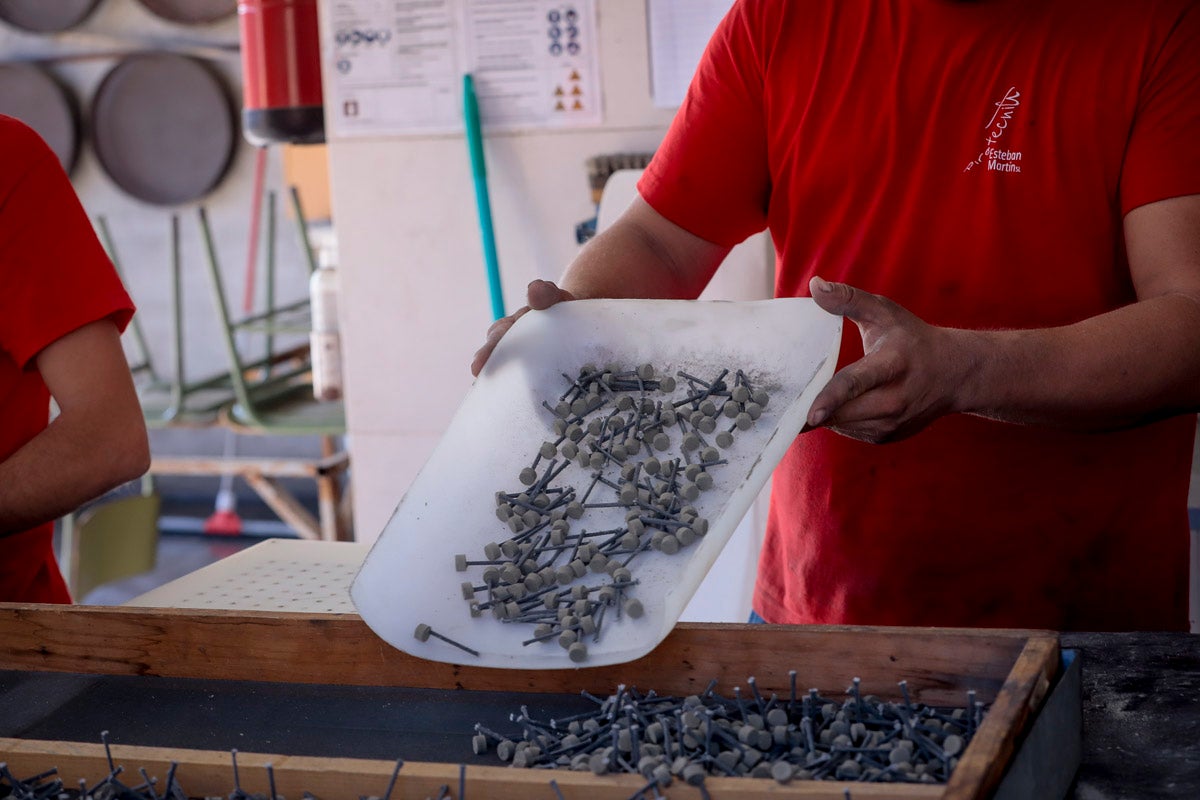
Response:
[[1061, 632, 1200, 800]]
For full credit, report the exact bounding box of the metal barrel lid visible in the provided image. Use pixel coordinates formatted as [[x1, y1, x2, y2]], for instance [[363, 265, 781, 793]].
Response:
[[91, 52, 237, 206], [0, 63, 80, 173], [0, 0, 100, 33], [135, 0, 237, 25]]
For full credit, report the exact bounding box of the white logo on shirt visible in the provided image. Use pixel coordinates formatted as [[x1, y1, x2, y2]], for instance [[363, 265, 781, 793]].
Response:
[[963, 86, 1024, 174]]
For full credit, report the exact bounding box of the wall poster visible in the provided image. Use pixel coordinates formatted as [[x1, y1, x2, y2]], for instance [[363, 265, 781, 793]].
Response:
[[326, 0, 601, 136]]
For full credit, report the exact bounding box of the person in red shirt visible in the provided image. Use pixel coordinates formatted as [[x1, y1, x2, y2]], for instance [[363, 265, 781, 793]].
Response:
[[473, 0, 1200, 632], [0, 116, 150, 603]]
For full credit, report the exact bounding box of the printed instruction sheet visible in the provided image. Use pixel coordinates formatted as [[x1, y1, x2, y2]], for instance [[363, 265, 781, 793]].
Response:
[[326, 0, 601, 136], [646, 0, 734, 108]]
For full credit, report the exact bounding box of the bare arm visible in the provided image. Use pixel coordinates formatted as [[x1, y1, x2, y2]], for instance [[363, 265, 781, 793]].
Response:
[[807, 193, 1200, 441], [0, 319, 151, 534], [557, 195, 730, 300], [472, 196, 729, 375]]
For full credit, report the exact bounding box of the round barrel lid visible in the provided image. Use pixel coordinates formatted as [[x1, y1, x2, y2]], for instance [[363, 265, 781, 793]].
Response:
[[135, 0, 237, 25], [0, 62, 80, 173], [91, 53, 237, 206], [0, 0, 100, 33]]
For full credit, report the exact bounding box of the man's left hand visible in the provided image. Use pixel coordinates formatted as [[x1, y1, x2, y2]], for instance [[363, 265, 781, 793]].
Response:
[[805, 276, 984, 443]]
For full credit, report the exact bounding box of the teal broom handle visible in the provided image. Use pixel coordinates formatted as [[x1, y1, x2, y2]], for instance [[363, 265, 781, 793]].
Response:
[[463, 73, 506, 321]]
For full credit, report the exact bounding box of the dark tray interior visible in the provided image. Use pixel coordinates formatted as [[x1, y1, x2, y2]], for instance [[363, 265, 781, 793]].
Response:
[[0, 669, 594, 764]]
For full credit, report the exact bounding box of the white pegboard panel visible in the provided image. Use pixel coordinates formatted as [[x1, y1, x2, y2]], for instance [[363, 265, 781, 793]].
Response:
[[126, 538, 369, 614]]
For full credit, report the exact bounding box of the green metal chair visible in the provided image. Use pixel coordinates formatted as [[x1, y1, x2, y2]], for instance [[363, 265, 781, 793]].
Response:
[[194, 190, 350, 541], [197, 190, 345, 436], [98, 215, 236, 428]]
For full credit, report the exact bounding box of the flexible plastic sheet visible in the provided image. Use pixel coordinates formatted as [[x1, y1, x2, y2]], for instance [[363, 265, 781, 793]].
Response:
[[353, 298, 841, 668]]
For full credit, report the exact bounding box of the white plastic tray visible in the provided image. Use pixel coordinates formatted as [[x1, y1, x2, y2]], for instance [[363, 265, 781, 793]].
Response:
[[352, 298, 841, 667]]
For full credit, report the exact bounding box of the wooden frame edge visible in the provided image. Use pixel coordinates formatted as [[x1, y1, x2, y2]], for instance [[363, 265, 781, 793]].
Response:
[[940, 633, 1060, 800], [1, 737, 943, 799]]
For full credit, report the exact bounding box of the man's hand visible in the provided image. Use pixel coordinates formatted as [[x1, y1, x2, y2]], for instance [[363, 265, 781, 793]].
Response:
[[805, 276, 984, 443], [471, 279, 576, 376]]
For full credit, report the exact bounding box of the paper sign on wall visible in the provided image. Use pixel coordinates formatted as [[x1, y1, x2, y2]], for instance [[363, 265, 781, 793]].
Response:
[[326, 0, 601, 136], [646, 0, 735, 109]]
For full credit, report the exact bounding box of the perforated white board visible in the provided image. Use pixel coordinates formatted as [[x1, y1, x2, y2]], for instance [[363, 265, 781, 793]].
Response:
[[126, 539, 367, 614], [352, 298, 841, 668]]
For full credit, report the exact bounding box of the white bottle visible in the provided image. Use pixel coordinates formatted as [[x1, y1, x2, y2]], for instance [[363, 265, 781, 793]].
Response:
[[310, 242, 343, 401]]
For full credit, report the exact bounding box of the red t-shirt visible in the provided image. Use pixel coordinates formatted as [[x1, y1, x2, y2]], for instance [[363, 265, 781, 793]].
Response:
[[0, 116, 135, 603], [639, 0, 1200, 631]]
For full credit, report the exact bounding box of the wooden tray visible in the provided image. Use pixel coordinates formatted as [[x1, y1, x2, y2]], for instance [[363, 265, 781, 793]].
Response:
[[0, 605, 1059, 800]]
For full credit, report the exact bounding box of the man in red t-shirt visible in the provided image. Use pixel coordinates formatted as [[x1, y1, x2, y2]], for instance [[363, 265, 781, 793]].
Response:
[[0, 116, 150, 603], [473, 1, 1200, 632]]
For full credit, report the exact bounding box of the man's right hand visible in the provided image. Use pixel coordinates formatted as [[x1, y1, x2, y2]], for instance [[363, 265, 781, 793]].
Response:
[[471, 279, 575, 376]]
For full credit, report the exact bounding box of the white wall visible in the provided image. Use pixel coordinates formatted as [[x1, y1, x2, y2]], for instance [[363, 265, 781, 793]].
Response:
[[321, 0, 774, 547]]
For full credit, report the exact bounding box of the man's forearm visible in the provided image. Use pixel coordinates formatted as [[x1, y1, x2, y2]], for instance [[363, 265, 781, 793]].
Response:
[[963, 292, 1200, 430], [0, 414, 149, 535], [560, 198, 729, 301], [0, 320, 150, 535], [0, 424, 96, 534]]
